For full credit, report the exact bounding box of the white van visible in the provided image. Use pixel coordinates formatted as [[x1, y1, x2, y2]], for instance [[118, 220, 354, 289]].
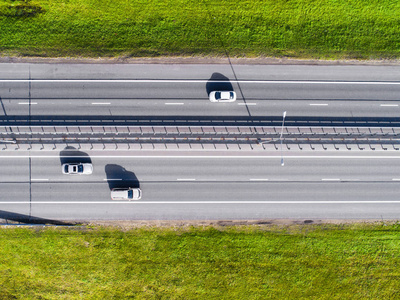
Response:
[[111, 188, 142, 200]]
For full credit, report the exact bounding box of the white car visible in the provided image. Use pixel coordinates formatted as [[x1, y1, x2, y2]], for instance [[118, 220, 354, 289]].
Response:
[[209, 91, 236, 103], [62, 163, 93, 175], [111, 188, 142, 201]]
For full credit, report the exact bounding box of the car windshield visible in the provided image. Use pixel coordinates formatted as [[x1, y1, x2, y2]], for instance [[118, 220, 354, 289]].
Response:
[[215, 92, 221, 99], [127, 190, 133, 199], [77, 165, 83, 173]]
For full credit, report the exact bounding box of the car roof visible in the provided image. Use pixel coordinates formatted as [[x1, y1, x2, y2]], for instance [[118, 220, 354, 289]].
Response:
[[220, 91, 232, 98], [111, 189, 129, 197]]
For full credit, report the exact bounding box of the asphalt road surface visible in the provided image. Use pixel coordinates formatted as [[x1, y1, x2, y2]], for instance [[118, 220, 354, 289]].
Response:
[[1, 154, 400, 221], [1, 63, 400, 222], [1, 64, 400, 118]]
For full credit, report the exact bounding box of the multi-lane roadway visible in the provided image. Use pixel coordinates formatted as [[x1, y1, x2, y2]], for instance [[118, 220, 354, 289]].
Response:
[[1, 64, 400, 118], [1, 62, 400, 222], [2, 155, 400, 220]]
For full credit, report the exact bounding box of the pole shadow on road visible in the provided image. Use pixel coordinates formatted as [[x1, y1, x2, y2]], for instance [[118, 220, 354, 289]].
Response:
[[105, 164, 140, 190], [206, 72, 234, 96], [59, 146, 92, 165], [0, 210, 74, 225]]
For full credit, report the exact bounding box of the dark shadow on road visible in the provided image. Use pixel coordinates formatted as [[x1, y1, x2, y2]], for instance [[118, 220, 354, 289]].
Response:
[[0, 115, 399, 127], [0, 210, 76, 226], [0, 97, 7, 116], [59, 146, 92, 165], [206, 72, 234, 96], [105, 164, 140, 190]]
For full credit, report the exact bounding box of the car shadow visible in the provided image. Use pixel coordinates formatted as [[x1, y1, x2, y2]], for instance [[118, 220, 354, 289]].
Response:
[[105, 164, 140, 190], [206, 72, 234, 96], [59, 146, 92, 165]]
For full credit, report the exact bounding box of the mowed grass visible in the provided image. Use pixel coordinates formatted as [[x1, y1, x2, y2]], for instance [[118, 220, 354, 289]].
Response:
[[0, 224, 400, 299], [0, 0, 400, 59]]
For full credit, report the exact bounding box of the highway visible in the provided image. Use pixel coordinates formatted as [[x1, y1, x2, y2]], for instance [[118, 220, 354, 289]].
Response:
[[1, 155, 400, 221], [1, 63, 400, 222], [1, 64, 400, 118]]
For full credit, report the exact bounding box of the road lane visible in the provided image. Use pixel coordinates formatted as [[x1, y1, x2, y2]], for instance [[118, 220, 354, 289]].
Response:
[[1, 96, 400, 117], [18, 156, 400, 184], [28, 202, 400, 220], [3, 63, 400, 81], [0, 157, 29, 182], [0, 183, 31, 202]]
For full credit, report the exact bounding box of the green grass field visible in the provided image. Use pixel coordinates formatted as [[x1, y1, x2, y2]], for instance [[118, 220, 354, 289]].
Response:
[[0, 0, 399, 59], [0, 223, 400, 299]]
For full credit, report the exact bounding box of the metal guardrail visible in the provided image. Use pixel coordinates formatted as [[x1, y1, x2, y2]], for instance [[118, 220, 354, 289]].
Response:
[[0, 126, 399, 145]]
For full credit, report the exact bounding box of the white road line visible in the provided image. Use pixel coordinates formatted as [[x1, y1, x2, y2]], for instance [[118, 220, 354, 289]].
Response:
[[249, 179, 269, 181], [310, 103, 328, 106], [3, 201, 400, 204], [177, 178, 196, 181], [91, 102, 111, 105], [2, 79, 400, 85], [165, 103, 184, 105], [238, 103, 256, 106], [380, 104, 399, 107], [2, 156, 400, 159], [103, 178, 122, 181], [31, 178, 49, 181], [392, 178, 400, 181], [321, 178, 340, 181], [18, 102, 37, 105]]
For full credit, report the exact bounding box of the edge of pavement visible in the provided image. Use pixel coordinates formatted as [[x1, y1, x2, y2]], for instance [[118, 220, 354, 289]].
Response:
[[0, 219, 395, 228], [1, 55, 400, 65]]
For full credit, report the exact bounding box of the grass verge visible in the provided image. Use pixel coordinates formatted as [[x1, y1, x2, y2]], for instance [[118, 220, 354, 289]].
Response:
[[0, 223, 400, 299], [0, 0, 400, 60]]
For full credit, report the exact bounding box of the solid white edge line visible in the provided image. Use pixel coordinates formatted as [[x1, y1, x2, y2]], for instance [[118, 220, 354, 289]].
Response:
[[91, 102, 111, 105], [177, 178, 196, 181], [380, 104, 399, 107], [18, 102, 37, 105], [3, 201, 400, 204], [1, 156, 400, 159], [309, 103, 328, 106], [321, 178, 340, 181], [3, 79, 400, 85], [392, 179, 400, 181]]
